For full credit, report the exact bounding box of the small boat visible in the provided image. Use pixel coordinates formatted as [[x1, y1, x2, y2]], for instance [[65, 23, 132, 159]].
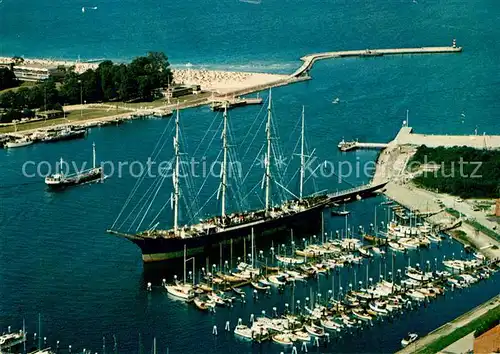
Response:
[[276, 255, 305, 264], [268, 274, 287, 286], [234, 324, 253, 340], [206, 292, 225, 306], [331, 210, 350, 216], [388, 242, 406, 253], [304, 323, 325, 337], [363, 234, 377, 243], [368, 302, 389, 316], [165, 284, 195, 300], [358, 248, 372, 258], [230, 286, 245, 296], [193, 297, 213, 311], [401, 333, 418, 347], [320, 318, 343, 331], [427, 233, 441, 243], [251, 281, 270, 291], [293, 330, 311, 342], [332, 97, 340, 104], [5, 137, 33, 148], [407, 290, 426, 301], [352, 308, 372, 322], [272, 333, 295, 345]]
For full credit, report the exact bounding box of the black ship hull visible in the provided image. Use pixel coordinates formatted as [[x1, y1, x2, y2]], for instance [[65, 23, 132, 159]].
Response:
[[134, 200, 326, 262], [111, 181, 387, 262], [46, 168, 102, 189]]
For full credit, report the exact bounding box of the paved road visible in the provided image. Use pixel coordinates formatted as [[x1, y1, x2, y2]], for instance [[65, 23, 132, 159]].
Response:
[[397, 295, 500, 354]]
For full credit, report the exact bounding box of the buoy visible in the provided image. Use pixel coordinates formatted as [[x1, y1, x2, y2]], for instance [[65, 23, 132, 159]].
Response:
[[56, 340, 60, 349], [250, 314, 254, 324], [212, 325, 218, 336], [272, 306, 277, 317], [162, 278, 166, 286], [253, 289, 258, 300], [261, 310, 266, 316], [44, 337, 47, 345], [225, 321, 230, 331], [147, 282, 152, 291], [69, 345, 72, 353]]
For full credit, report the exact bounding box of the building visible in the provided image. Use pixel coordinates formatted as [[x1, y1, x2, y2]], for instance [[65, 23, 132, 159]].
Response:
[[35, 110, 64, 120], [0, 62, 63, 82], [164, 85, 200, 99]]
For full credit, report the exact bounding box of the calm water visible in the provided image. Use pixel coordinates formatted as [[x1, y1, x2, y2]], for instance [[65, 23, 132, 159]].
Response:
[[1, 0, 500, 352]]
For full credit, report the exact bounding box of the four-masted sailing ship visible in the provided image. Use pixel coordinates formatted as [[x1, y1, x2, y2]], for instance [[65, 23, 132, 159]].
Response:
[[107, 92, 384, 262]]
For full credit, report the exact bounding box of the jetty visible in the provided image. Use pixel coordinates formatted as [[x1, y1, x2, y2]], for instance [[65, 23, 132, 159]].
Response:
[[337, 139, 389, 152], [291, 41, 462, 78]]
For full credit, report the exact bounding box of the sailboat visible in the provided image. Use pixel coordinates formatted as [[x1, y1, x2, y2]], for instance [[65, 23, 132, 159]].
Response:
[[107, 93, 387, 262], [45, 142, 103, 188], [331, 203, 350, 216]]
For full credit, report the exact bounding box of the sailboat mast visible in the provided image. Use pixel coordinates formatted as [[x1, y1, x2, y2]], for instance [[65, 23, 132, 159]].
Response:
[[173, 109, 180, 235], [265, 90, 272, 214], [92, 142, 96, 169], [251, 228, 254, 268], [221, 105, 228, 222], [299, 105, 305, 201]]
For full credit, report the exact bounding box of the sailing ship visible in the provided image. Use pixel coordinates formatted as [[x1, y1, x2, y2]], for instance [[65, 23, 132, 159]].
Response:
[[45, 143, 103, 188], [108, 93, 387, 262]]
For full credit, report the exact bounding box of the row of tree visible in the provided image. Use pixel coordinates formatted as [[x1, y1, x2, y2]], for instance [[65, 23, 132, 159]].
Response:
[[0, 67, 18, 91], [411, 145, 500, 198], [0, 52, 173, 122]]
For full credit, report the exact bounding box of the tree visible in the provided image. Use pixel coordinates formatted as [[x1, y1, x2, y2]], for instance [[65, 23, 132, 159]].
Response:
[[0, 67, 17, 90], [98, 60, 117, 101], [60, 72, 81, 104]]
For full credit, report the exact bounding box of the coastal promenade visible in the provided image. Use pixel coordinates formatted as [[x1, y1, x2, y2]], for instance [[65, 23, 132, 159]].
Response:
[[397, 295, 500, 354]]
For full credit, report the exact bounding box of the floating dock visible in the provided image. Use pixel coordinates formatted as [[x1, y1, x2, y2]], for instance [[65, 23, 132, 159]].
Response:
[[210, 97, 263, 111]]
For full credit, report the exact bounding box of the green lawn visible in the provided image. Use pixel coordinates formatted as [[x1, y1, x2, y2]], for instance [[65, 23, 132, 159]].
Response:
[[446, 208, 500, 242], [0, 81, 37, 94], [416, 303, 500, 354], [0, 108, 131, 133]]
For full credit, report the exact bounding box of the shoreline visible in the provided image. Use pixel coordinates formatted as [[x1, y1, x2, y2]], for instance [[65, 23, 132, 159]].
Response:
[[371, 129, 500, 260], [396, 294, 500, 354]]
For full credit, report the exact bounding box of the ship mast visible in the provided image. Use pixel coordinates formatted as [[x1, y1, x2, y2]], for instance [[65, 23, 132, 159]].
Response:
[[173, 108, 180, 235], [265, 90, 272, 215], [299, 105, 305, 201], [220, 104, 228, 224], [92, 142, 96, 169]]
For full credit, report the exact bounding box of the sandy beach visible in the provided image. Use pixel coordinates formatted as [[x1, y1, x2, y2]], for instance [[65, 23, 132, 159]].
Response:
[[172, 68, 287, 93], [0, 56, 288, 92]]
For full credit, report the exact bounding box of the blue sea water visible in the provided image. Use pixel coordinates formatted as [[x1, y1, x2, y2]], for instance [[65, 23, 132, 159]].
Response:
[[1, 0, 500, 352]]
